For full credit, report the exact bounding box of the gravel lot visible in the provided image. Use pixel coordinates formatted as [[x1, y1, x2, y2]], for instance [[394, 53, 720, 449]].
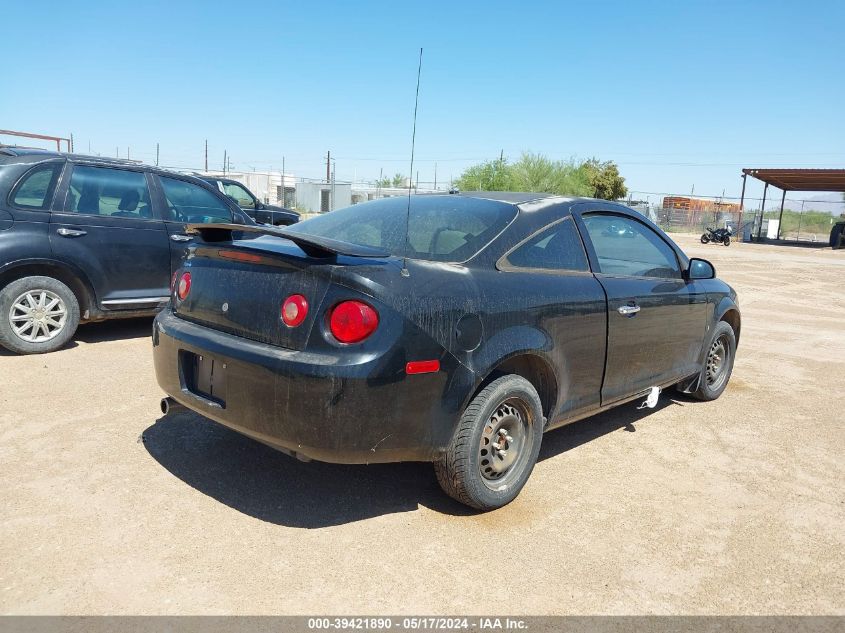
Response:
[[1, 235, 843, 615]]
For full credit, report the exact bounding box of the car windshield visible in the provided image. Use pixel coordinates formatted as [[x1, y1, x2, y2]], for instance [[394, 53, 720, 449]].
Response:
[[284, 196, 518, 262]]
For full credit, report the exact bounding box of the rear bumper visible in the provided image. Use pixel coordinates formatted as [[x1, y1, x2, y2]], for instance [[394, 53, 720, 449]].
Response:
[[152, 308, 472, 464]]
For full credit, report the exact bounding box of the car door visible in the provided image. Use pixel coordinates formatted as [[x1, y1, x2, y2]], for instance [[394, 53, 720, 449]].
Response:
[[152, 175, 234, 275], [49, 163, 171, 309], [221, 181, 269, 224], [575, 210, 707, 405], [496, 215, 607, 422]]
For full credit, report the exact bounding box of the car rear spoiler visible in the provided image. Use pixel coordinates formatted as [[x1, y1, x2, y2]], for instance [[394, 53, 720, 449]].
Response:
[[186, 223, 390, 259]]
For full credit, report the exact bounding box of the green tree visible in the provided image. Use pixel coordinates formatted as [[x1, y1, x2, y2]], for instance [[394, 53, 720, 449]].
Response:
[[579, 158, 628, 200], [455, 152, 593, 196], [509, 153, 591, 195], [454, 158, 514, 191], [391, 173, 407, 188]]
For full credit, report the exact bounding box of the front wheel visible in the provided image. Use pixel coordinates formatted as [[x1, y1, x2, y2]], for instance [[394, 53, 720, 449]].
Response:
[[700, 234, 710, 244], [435, 375, 544, 510], [723, 236, 731, 246], [0, 276, 80, 354], [691, 321, 736, 401]]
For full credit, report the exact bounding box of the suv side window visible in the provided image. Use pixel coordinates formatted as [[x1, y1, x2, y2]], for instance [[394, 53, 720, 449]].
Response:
[[11, 162, 63, 210], [501, 217, 589, 272], [223, 182, 255, 209], [582, 213, 681, 279], [66, 166, 152, 218], [159, 177, 232, 223]]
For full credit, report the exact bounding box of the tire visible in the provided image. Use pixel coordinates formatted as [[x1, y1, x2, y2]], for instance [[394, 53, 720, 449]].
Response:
[[723, 236, 731, 246], [691, 321, 736, 401], [0, 276, 80, 354], [434, 375, 544, 510], [700, 234, 710, 244]]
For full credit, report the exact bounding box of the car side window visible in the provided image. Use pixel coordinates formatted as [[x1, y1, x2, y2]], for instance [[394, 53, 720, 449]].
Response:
[[11, 162, 63, 210], [582, 213, 681, 279], [159, 177, 232, 224], [66, 166, 153, 219], [501, 217, 589, 272], [223, 182, 255, 209]]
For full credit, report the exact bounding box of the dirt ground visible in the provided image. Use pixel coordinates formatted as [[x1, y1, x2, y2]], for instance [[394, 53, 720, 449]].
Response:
[[1, 235, 843, 615]]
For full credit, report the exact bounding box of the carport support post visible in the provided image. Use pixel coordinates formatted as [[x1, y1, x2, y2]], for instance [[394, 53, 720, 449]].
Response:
[[757, 182, 768, 241], [776, 190, 786, 240]]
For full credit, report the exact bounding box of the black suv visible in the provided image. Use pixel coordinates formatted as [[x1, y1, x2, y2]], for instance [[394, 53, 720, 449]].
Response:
[[199, 176, 299, 226], [0, 147, 254, 354]]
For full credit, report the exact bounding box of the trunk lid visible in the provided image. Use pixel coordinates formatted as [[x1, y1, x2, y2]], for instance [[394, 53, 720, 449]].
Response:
[[173, 231, 394, 351]]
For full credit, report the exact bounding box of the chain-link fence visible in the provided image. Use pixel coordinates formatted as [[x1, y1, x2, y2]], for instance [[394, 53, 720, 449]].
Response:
[[626, 193, 844, 243]]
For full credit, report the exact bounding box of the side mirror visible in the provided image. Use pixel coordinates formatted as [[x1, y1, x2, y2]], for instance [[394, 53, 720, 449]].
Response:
[[687, 257, 715, 280]]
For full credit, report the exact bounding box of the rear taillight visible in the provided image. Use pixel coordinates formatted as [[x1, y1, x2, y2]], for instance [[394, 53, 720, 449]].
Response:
[[282, 294, 308, 327], [329, 300, 379, 344], [176, 272, 191, 301]]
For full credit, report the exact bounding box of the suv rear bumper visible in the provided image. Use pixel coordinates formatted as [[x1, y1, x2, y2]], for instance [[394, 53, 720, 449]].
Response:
[[152, 308, 467, 464]]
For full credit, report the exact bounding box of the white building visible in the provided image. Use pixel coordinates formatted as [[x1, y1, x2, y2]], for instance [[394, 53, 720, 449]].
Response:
[[295, 181, 353, 213], [202, 170, 296, 208]]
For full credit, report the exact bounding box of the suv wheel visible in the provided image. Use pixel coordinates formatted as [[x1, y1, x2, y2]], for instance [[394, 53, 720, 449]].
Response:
[[435, 375, 544, 511], [0, 276, 80, 354]]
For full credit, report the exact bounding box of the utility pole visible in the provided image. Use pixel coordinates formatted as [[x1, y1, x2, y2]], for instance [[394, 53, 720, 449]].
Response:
[[156, 143, 160, 167], [416, 171, 419, 190], [330, 161, 336, 211], [127, 147, 130, 160], [204, 140, 208, 171], [434, 162, 437, 190], [326, 151, 331, 183], [70, 133, 74, 153], [115, 146, 119, 158], [223, 150, 227, 174]]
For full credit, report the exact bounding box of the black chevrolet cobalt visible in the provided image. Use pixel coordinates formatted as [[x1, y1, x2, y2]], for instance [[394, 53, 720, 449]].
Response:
[[153, 193, 740, 510]]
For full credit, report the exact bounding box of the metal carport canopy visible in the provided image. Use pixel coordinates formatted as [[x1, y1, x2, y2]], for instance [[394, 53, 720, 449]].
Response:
[[740, 168, 845, 240], [742, 168, 845, 192]]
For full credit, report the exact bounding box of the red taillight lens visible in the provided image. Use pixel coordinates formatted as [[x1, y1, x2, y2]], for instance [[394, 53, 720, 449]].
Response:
[[282, 294, 308, 327], [329, 300, 379, 344], [177, 272, 191, 301]]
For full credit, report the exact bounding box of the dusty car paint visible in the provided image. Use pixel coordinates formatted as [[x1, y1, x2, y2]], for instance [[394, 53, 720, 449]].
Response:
[[152, 194, 740, 464]]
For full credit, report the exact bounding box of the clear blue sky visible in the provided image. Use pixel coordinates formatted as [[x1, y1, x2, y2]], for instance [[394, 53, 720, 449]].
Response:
[[3, 0, 844, 203]]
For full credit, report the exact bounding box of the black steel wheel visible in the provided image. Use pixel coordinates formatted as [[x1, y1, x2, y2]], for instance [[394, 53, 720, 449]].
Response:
[[692, 321, 736, 401], [435, 375, 543, 510], [701, 234, 710, 244]]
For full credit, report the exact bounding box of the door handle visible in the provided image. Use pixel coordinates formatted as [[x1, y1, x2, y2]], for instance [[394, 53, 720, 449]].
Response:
[[170, 234, 192, 242], [617, 304, 641, 316], [57, 228, 87, 237]]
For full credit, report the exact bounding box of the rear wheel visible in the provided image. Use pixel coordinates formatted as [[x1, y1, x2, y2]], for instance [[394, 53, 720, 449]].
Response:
[[435, 375, 543, 510], [0, 276, 80, 354], [691, 321, 736, 401], [700, 234, 710, 244]]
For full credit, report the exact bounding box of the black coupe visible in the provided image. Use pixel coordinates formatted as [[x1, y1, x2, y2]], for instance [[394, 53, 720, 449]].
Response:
[[152, 193, 740, 510]]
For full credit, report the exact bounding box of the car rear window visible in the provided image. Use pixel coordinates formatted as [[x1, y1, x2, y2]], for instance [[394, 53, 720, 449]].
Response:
[[285, 196, 518, 262], [10, 162, 63, 210]]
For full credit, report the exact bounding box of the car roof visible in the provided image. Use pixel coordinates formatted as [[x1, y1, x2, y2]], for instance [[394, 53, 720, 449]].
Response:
[[455, 191, 559, 205], [0, 147, 214, 182]]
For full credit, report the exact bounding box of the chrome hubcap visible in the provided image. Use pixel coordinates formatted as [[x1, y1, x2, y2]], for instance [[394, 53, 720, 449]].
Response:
[[478, 402, 527, 481], [706, 336, 730, 388], [9, 289, 67, 343]]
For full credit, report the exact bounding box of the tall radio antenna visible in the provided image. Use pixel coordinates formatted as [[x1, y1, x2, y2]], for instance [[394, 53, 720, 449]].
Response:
[[401, 47, 423, 278]]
